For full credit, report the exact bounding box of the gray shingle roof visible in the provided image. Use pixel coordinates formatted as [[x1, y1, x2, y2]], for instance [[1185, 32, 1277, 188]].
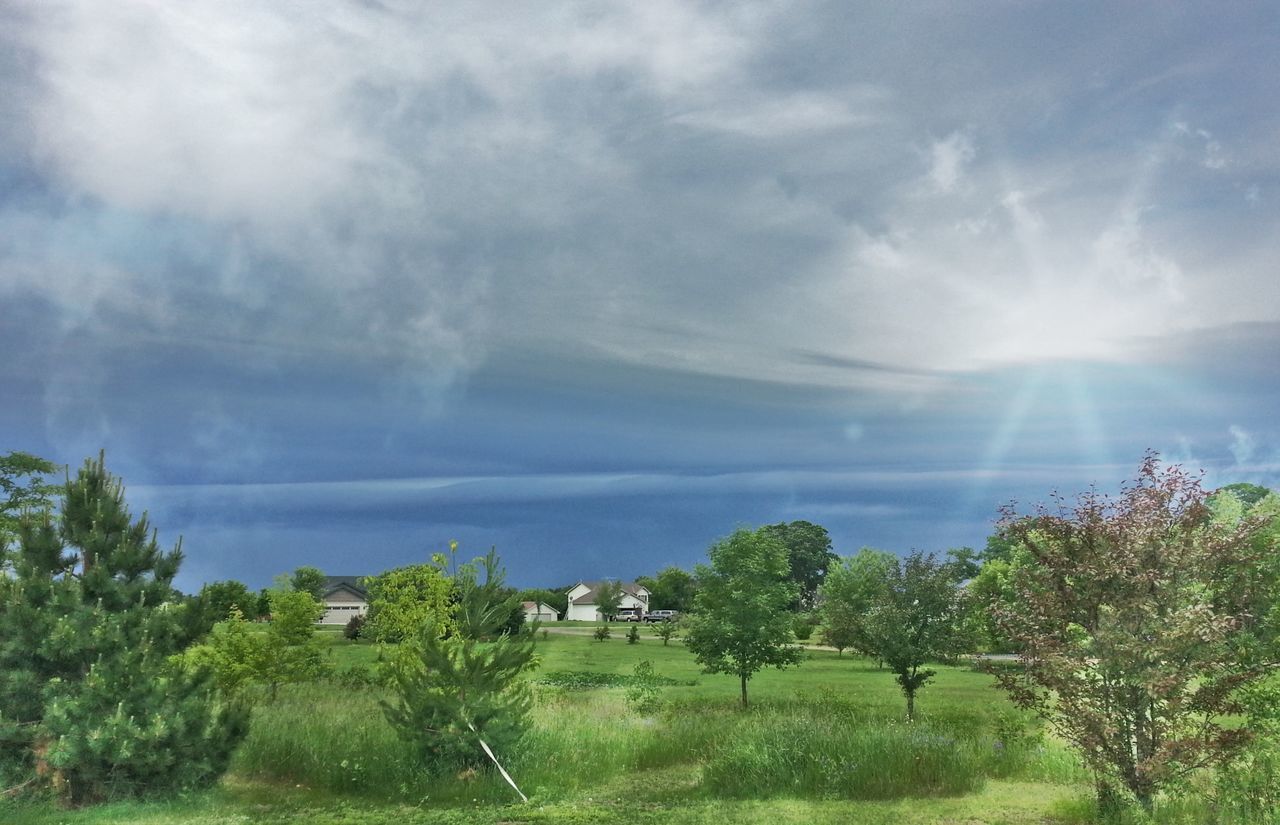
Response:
[[321, 575, 369, 599]]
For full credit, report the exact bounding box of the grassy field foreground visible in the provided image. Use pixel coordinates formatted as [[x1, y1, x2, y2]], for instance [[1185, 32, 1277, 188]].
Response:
[[0, 630, 1152, 824]]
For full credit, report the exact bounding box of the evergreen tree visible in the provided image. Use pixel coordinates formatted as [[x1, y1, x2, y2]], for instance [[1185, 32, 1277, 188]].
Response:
[[0, 453, 247, 803], [383, 548, 537, 773]]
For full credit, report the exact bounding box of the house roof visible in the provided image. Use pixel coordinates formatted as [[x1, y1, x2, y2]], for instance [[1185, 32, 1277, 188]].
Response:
[[321, 576, 369, 599], [522, 601, 556, 612], [569, 580, 649, 605]]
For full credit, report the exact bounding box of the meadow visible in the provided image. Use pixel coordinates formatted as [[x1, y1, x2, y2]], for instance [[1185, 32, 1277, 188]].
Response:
[[3, 627, 1264, 824]]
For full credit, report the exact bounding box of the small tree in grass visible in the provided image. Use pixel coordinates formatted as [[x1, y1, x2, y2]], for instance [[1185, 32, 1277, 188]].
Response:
[[651, 619, 679, 646], [684, 528, 802, 708], [364, 562, 455, 644], [182, 589, 329, 701], [626, 624, 640, 644], [861, 551, 969, 721], [383, 548, 538, 774], [819, 548, 895, 660], [991, 454, 1277, 814], [593, 624, 611, 641], [594, 580, 624, 622]]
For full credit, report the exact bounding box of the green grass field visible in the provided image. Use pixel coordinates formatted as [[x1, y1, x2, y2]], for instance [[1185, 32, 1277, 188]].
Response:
[[3, 630, 1261, 824]]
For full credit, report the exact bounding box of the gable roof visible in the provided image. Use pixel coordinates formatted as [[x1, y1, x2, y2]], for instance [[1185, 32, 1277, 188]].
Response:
[[321, 576, 369, 599], [569, 580, 649, 605]]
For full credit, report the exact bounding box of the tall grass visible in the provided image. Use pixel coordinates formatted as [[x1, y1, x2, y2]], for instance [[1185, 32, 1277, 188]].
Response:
[[230, 675, 1091, 808]]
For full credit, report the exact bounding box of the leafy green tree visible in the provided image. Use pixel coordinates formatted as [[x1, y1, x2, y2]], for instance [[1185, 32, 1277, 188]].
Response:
[[0, 453, 246, 803], [252, 588, 272, 620], [818, 548, 895, 659], [383, 548, 537, 774], [290, 565, 327, 600], [639, 566, 698, 612], [268, 588, 324, 644], [594, 580, 624, 622], [964, 555, 1021, 653], [181, 579, 253, 641], [862, 551, 969, 721], [684, 528, 802, 708], [991, 454, 1277, 814], [1217, 482, 1272, 509], [650, 618, 680, 646], [182, 591, 329, 701], [365, 562, 455, 643], [758, 520, 836, 610], [0, 451, 59, 557]]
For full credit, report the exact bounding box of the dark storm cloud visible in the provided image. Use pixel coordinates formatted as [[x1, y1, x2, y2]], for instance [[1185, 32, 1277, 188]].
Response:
[[2, 2, 1279, 587]]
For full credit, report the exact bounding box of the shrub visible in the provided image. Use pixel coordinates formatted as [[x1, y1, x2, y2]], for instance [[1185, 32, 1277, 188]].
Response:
[[344, 613, 366, 640], [792, 614, 815, 641], [623, 661, 663, 715], [593, 625, 611, 642], [626, 625, 640, 644], [382, 549, 536, 774]]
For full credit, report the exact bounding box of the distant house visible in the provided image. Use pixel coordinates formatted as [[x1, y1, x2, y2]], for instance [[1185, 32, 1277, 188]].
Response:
[[564, 580, 650, 622], [522, 601, 559, 622], [319, 576, 369, 624]]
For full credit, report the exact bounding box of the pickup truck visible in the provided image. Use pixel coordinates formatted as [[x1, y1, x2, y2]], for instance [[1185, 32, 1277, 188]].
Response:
[[645, 610, 680, 623]]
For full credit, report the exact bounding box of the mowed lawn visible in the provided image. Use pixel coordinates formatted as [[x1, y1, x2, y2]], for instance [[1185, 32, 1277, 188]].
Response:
[[5, 629, 1097, 825]]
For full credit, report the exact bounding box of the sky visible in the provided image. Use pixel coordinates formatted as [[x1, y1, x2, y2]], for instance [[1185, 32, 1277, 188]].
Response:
[[2, 2, 1279, 592]]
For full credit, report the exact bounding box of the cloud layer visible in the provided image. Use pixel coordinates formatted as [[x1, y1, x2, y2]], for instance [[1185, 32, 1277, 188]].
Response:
[[3, 3, 1279, 586]]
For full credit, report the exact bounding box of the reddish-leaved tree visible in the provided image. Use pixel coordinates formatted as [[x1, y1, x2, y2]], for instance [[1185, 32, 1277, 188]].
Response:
[[991, 453, 1275, 813]]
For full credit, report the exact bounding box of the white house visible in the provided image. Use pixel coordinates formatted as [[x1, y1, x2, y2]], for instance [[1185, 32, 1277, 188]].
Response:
[[521, 601, 559, 622], [319, 576, 369, 624], [564, 580, 650, 622]]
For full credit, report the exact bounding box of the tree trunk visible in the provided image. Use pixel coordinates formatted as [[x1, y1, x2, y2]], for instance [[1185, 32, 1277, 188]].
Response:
[[740, 673, 749, 709], [906, 690, 915, 722]]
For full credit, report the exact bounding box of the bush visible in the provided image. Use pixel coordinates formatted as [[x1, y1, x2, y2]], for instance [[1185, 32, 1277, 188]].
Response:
[[626, 625, 640, 644], [624, 661, 663, 715], [344, 613, 366, 640], [593, 625, 611, 642], [792, 614, 815, 641]]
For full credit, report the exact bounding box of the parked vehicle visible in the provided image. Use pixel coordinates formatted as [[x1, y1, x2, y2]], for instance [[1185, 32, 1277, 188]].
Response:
[[645, 609, 680, 622], [615, 607, 645, 622]]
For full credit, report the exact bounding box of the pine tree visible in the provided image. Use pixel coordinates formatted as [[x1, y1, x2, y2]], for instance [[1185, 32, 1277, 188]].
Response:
[[382, 548, 537, 774], [0, 453, 247, 803]]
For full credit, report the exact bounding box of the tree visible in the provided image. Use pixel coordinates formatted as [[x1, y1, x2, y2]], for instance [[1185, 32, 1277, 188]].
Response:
[[0, 453, 246, 803], [818, 548, 895, 658], [990, 454, 1277, 814], [594, 580, 624, 622], [268, 588, 325, 645], [758, 520, 836, 610], [640, 566, 698, 612], [0, 451, 59, 556], [383, 548, 538, 775], [364, 562, 455, 643], [181, 579, 253, 641], [182, 590, 329, 701], [861, 551, 969, 721], [1217, 482, 1272, 509], [289, 565, 327, 600], [650, 618, 680, 646], [684, 528, 802, 708]]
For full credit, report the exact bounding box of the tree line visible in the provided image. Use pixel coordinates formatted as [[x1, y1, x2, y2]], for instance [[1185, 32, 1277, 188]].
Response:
[[3, 449, 1277, 818]]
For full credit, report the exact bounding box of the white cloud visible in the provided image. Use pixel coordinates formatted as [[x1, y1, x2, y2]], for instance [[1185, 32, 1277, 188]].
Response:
[[928, 131, 975, 193], [1228, 425, 1257, 465]]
